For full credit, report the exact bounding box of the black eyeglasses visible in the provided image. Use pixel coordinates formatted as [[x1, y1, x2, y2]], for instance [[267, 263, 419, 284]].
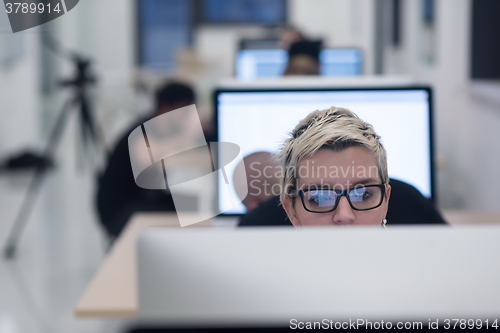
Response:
[[294, 184, 386, 213]]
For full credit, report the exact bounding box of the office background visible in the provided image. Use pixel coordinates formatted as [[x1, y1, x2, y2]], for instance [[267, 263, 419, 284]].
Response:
[[0, 0, 499, 332]]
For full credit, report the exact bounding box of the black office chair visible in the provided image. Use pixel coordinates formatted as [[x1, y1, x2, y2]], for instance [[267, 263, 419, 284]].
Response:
[[238, 179, 447, 227]]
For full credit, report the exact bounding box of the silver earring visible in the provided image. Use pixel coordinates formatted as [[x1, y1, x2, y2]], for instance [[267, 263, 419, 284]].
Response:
[[381, 218, 387, 229]]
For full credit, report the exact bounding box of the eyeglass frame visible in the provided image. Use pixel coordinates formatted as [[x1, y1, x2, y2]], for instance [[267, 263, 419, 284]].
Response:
[[292, 184, 388, 213]]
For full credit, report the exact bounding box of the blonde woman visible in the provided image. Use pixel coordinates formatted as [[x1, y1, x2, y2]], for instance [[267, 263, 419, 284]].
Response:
[[278, 107, 391, 226]]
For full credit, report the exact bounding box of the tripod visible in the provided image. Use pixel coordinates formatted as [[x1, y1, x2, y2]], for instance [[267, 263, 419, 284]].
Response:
[[3, 43, 105, 259]]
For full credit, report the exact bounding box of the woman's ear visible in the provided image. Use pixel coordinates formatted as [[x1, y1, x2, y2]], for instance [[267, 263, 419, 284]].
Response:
[[383, 184, 392, 216], [385, 184, 392, 201], [282, 196, 300, 226]]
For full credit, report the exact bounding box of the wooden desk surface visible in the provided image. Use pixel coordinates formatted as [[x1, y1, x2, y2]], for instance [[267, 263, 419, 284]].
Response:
[[74, 213, 223, 318], [74, 210, 500, 318], [442, 210, 500, 225]]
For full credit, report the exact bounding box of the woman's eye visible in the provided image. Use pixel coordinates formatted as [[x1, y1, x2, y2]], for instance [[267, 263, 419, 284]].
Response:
[[362, 190, 373, 200], [350, 188, 369, 201]]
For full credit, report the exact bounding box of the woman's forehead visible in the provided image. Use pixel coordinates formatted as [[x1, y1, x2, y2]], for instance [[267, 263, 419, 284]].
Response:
[[296, 147, 380, 186]]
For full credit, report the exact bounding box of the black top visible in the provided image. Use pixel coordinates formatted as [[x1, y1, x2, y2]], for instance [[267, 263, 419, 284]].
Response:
[[239, 179, 447, 227], [96, 117, 176, 238], [288, 40, 322, 61]]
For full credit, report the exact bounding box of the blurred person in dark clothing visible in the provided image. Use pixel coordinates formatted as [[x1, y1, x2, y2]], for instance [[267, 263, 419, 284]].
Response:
[[97, 82, 202, 239], [283, 40, 322, 76]]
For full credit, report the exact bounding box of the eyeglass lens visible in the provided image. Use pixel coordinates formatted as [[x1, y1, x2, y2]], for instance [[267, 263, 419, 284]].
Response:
[[302, 186, 383, 212]]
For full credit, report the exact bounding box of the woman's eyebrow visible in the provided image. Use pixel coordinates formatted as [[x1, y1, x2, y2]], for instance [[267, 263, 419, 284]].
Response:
[[300, 178, 380, 189], [353, 178, 379, 185], [301, 183, 335, 190]]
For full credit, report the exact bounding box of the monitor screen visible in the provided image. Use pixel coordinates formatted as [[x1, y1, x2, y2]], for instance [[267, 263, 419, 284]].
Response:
[[320, 49, 363, 76], [235, 49, 288, 79], [201, 0, 287, 24], [235, 49, 363, 79], [137, 0, 193, 71], [215, 87, 433, 215]]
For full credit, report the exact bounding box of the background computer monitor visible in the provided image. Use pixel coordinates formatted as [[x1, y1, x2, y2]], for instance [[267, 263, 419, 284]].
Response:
[[235, 48, 363, 79], [320, 49, 363, 76], [215, 87, 434, 215]]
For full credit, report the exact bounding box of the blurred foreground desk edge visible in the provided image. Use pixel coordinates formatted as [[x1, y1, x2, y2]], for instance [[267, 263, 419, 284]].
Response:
[[74, 210, 500, 318], [74, 213, 215, 318]]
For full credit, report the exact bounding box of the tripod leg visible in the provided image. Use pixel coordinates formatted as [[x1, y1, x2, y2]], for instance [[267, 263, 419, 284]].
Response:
[[3, 99, 75, 259], [4, 169, 46, 259], [79, 92, 109, 157]]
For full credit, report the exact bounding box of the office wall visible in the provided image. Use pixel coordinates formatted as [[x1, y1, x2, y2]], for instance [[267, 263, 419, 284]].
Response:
[[54, 0, 137, 146], [0, 11, 40, 158], [25, 0, 136, 253], [381, 0, 500, 211], [0, 0, 136, 158]]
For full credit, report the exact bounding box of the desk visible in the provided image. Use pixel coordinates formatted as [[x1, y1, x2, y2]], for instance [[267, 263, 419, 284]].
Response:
[[74, 210, 500, 318], [442, 210, 500, 225], [74, 213, 228, 318]]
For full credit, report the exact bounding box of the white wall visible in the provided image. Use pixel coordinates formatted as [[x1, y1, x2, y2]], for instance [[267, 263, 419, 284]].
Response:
[[382, 0, 500, 211], [0, 0, 136, 157], [26, 0, 138, 248], [54, 0, 137, 147], [0, 10, 40, 158]]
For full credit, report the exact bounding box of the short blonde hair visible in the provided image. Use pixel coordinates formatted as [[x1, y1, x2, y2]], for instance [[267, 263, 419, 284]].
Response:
[[277, 106, 389, 203]]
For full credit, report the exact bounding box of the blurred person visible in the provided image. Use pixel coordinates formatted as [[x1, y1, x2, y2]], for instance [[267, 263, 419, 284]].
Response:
[[278, 106, 391, 226], [283, 40, 322, 76], [97, 82, 203, 239], [279, 27, 305, 48], [233, 152, 280, 213]]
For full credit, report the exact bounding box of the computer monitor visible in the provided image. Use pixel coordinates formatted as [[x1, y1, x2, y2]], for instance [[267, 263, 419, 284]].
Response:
[[215, 87, 434, 215], [235, 49, 289, 79], [235, 48, 363, 80], [320, 49, 363, 76], [138, 226, 500, 324]]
